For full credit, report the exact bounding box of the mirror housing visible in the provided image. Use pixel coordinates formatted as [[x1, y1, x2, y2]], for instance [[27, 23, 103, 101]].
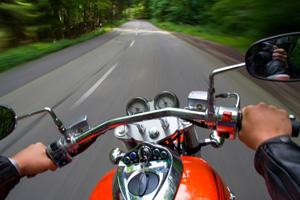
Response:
[[245, 32, 300, 81], [0, 105, 17, 140]]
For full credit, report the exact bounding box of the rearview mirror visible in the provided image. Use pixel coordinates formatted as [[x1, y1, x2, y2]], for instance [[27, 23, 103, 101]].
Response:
[[245, 32, 300, 81], [0, 105, 17, 140]]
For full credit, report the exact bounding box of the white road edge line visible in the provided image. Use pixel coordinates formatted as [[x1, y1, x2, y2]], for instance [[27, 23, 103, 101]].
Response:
[[72, 63, 118, 109], [130, 40, 135, 47]]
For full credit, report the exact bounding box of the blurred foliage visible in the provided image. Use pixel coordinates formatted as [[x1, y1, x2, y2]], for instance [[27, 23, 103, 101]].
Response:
[[150, 19, 253, 52], [1, 0, 299, 71], [129, 0, 300, 40], [289, 36, 300, 74], [1, 0, 298, 52], [0, 19, 127, 73], [0, 0, 130, 51]]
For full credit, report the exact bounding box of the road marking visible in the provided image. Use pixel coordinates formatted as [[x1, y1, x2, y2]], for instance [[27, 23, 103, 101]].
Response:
[[72, 63, 118, 109], [130, 40, 135, 47]]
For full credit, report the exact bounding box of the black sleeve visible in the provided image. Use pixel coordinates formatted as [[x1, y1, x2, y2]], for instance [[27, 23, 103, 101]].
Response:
[[254, 135, 300, 200], [0, 156, 20, 200]]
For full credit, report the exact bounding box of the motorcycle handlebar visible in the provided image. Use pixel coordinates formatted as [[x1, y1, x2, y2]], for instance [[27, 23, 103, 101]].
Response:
[[74, 108, 207, 146], [47, 105, 299, 168], [47, 108, 208, 167]]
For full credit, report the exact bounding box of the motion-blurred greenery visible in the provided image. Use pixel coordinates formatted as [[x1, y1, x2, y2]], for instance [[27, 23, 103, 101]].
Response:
[[0, 0, 299, 72], [0, 20, 127, 73], [149, 19, 253, 51], [133, 0, 300, 39]]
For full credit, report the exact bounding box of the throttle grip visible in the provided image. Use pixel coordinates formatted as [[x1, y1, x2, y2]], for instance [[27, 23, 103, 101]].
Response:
[[291, 121, 300, 137], [237, 111, 242, 132], [237, 112, 300, 137]]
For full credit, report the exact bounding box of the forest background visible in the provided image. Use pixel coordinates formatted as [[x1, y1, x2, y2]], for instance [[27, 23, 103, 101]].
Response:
[[0, 0, 299, 71]]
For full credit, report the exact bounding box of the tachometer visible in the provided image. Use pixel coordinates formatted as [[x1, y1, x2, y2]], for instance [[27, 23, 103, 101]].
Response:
[[126, 97, 150, 115], [154, 91, 179, 109]]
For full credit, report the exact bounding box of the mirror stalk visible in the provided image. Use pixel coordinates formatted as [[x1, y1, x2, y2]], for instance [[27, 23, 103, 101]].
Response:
[[17, 107, 66, 135], [207, 63, 245, 118]]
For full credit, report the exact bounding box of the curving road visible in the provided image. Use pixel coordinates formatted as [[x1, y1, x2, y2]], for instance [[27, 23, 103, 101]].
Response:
[[0, 20, 299, 200]]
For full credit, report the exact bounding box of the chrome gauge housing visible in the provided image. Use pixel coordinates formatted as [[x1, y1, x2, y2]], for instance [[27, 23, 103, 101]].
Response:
[[154, 91, 179, 110], [126, 97, 150, 115]]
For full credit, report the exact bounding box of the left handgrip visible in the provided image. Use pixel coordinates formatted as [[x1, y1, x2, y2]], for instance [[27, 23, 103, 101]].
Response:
[[45, 149, 52, 160], [46, 137, 97, 168]]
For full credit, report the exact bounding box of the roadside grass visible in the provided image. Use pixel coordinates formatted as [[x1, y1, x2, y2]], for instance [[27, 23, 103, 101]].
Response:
[[150, 19, 256, 52], [0, 19, 127, 73]]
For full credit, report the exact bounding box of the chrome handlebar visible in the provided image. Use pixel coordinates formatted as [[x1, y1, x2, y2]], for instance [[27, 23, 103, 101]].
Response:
[[47, 106, 240, 167], [75, 108, 207, 145]]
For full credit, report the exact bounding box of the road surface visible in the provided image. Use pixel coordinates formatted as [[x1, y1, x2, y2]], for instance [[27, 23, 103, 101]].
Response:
[[0, 19, 299, 200]]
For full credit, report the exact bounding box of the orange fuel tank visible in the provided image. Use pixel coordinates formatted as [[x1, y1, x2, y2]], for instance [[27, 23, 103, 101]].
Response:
[[90, 156, 231, 199], [175, 156, 231, 200]]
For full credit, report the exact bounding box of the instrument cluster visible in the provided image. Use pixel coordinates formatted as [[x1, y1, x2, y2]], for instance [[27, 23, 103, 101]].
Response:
[[126, 91, 179, 115]]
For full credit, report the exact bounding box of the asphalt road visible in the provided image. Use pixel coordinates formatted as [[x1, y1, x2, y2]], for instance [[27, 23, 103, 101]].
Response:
[[0, 20, 299, 199]]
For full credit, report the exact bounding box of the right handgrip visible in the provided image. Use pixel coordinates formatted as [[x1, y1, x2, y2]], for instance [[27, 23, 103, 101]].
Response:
[[291, 121, 300, 137], [237, 112, 299, 137], [237, 111, 243, 132]]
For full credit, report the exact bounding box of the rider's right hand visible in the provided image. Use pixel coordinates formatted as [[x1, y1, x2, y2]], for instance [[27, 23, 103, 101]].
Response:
[[238, 102, 292, 150], [272, 46, 287, 63]]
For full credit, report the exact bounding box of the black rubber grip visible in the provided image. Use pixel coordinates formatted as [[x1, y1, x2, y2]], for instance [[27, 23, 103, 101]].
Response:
[[46, 149, 51, 159], [291, 121, 300, 137], [237, 111, 243, 132]]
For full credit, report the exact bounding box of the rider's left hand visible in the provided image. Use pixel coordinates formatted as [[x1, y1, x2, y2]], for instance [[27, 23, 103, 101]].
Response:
[[11, 142, 57, 177]]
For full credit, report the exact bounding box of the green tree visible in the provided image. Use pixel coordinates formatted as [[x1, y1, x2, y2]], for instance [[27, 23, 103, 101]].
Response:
[[250, 0, 300, 37], [0, 0, 129, 50], [209, 0, 254, 34], [0, 0, 41, 47]]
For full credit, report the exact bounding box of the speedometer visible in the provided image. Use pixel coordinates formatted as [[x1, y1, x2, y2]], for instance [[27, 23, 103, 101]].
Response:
[[154, 91, 179, 109], [126, 97, 150, 115]]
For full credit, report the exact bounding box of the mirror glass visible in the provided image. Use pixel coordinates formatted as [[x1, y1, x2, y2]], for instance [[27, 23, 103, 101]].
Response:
[[246, 32, 300, 81], [0, 105, 17, 140]]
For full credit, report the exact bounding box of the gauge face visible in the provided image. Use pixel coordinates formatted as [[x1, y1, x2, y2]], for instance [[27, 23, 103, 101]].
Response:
[[126, 97, 150, 115], [154, 91, 179, 109]]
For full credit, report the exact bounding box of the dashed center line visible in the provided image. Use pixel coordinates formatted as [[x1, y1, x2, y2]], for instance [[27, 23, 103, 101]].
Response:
[[130, 40, 135, 47], [72, 63, 118, 109]]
